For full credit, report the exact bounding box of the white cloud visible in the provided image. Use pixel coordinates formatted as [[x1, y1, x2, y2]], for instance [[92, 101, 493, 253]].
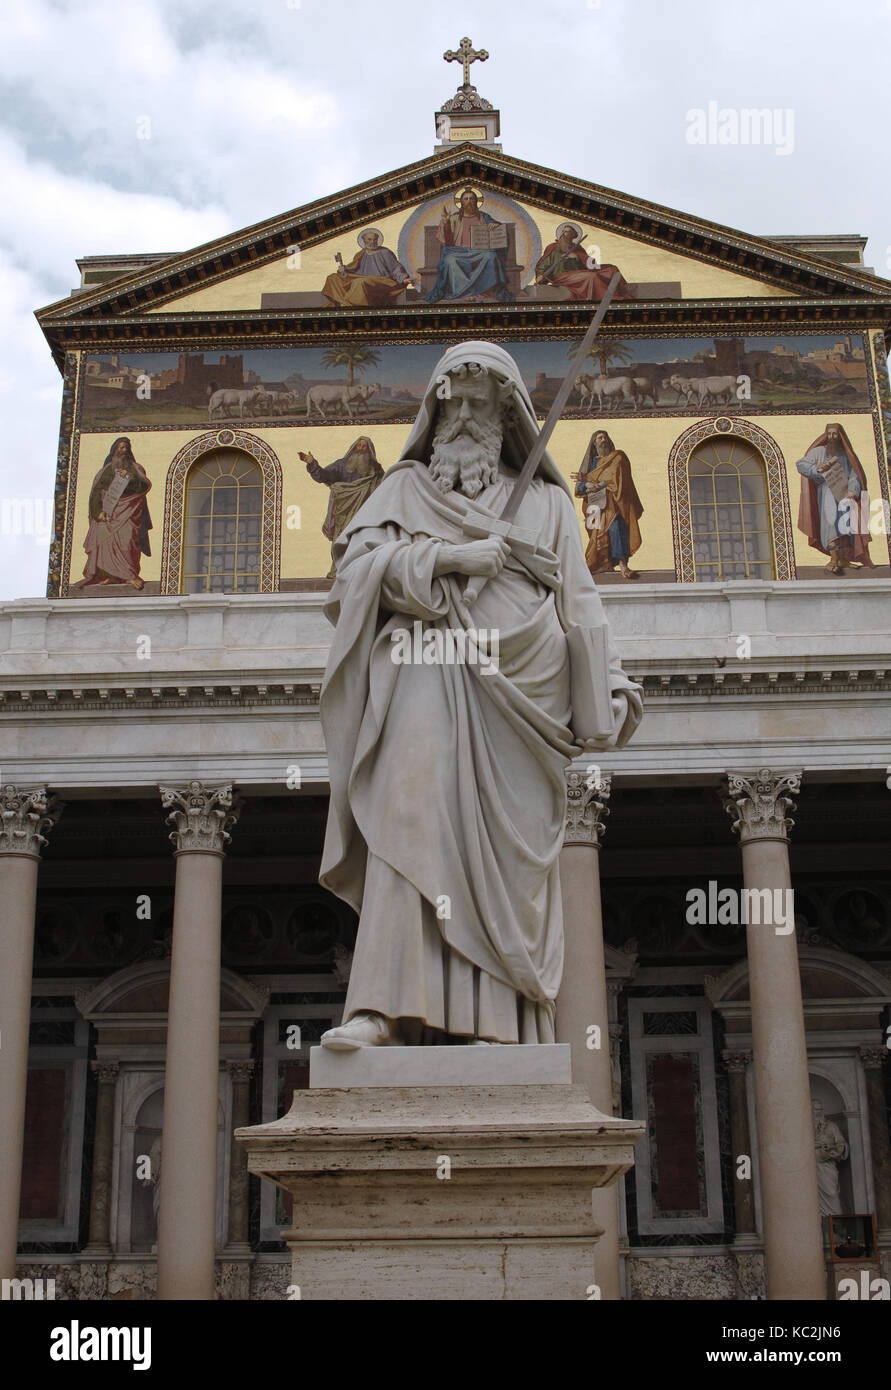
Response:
[[0, 133, 229, 289]]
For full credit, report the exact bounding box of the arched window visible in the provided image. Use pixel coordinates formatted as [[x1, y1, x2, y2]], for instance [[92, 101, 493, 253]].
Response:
[[688, 436, 775, 581], [182, 450, 263, 593]]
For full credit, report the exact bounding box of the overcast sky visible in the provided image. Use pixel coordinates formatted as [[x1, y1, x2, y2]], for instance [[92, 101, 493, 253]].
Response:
[[2, 0, 890, 601]]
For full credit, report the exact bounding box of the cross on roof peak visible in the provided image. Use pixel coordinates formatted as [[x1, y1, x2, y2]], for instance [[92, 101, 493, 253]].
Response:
[[443, 36, 488, 89]]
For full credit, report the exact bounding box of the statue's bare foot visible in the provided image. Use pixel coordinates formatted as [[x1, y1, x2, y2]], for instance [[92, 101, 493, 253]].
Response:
[[320, 1011, 403, 1050]]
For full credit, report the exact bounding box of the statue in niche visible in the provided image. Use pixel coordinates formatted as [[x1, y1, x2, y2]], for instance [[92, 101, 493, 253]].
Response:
[[812, 1099, 849, 1215], [316, 340, 641, 1049]]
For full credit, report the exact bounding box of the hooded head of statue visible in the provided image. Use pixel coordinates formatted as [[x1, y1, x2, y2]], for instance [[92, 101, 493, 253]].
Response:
[[398, 341, 570, 501]]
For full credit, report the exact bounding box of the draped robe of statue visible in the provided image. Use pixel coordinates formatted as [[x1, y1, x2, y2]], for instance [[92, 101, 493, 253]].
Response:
[[813, 1110, 849, 1216], [318, 342, 642, 1044]]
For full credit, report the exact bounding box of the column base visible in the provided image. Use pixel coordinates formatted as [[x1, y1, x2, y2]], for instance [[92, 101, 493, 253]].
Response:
[[237, 1055, 643, 1302]]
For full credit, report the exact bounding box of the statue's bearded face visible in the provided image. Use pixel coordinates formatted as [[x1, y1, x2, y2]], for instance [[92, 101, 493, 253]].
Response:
[[428, 368, 504, 499]]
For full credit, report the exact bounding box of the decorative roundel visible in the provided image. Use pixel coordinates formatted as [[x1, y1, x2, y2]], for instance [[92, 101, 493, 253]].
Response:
[[216, 429, 235, 446], [714, 417, 733, 432], [357, 228, 384, 249], [453, 186, 484, 207], [555, 221, 584, 245]]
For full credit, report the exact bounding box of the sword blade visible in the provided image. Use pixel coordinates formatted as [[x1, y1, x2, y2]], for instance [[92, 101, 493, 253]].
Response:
[[461, 272, 622, 607], [498, 270, 622, 524]]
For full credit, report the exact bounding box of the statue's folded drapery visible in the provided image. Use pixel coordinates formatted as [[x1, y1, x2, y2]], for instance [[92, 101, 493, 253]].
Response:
[[319, 459, 641, 1042]]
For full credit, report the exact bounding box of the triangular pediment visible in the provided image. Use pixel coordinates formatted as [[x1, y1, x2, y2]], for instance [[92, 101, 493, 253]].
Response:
[[37, 145, 891, 351]]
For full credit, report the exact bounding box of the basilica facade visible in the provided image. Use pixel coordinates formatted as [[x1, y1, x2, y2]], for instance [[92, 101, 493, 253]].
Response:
[[3, 68, 891, 1301]]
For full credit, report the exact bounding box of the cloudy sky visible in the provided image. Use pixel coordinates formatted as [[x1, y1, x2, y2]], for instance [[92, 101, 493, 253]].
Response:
[[2, 0, 890, 600]]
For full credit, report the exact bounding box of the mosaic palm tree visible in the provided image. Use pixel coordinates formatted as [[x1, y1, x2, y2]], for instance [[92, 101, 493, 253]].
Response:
[[320, 345, 381, 386]]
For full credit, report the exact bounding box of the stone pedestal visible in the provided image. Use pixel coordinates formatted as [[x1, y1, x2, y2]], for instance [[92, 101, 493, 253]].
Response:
[[237, 1047, 643, 1301]]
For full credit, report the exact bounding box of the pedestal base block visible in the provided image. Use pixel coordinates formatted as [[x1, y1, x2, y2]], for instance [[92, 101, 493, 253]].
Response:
[[237, 1070, 643, 1301], [308, 1042, 573, 1087]]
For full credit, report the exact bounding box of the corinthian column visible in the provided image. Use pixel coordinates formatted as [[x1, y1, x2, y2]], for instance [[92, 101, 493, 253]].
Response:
[[0, 786, 62, 1283], [722, 769, 824, 1300], [859, 1048, 891, 1232], [157, 782, 241, 1300], [557, 767, 620, 1299], [86, 1062, 119, 1252]]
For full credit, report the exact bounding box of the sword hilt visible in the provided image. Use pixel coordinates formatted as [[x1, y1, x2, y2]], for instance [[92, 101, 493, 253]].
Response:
[[460, 516, 530, 607], [463, 574, 486, 607]]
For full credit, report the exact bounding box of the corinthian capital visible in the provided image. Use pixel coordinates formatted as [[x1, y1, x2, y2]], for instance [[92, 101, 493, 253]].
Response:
[[563, 767, 612, 848], [0, 784, 63, 858], [160, 782, 242, 854], [722, 768, 801, 845], [91, 1061, 120, 1085]]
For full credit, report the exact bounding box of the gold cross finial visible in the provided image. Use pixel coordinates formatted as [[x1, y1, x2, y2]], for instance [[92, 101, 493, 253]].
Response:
[[443, 36, 488, 88]]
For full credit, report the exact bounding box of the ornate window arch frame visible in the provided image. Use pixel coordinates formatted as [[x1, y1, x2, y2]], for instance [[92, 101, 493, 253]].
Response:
[[668, 417, 796, 583], [160, 428, 282, 594]]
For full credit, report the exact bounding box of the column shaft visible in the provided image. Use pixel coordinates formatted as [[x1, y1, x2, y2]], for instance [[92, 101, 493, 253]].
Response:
[[157, 782, 240, 1301], [158, 850, 223, 1298], [557, 770, 620, 1299], [724, 770, 824, 1301], [558, 844, 613, 1108], [86, 1064, 119, 1252], [226, 1063, 253, 1250], [0, 855, 40, 1283], [724, 1052, 756, 1236], [0, 787, 61, 1284], [860, 1051, 891, 1231]]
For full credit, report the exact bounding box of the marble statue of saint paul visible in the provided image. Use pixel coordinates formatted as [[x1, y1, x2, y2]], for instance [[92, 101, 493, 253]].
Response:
[[318, 341, 642, 1049]]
